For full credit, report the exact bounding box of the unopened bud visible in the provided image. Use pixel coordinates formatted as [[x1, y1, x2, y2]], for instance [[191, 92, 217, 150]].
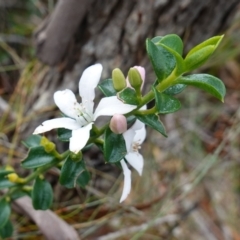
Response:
[[128, 68, 143, 90], [40, 136, 56, 153], [110, 114, 127, 134], [112, 68, 127, 91], [8, 173, 25, 183], [70, 151, 83, 162]]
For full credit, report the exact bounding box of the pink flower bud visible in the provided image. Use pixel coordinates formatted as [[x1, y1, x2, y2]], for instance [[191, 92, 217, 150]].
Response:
[[110, 114, 127, 134], [126, 66, 145, 90]]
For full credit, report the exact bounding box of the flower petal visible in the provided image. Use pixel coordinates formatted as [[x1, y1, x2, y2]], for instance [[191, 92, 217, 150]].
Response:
[[131, 119, 145, 131], [134, 125, 146, 144], [123, 128, 135, 152], [79, 64, 103, 112], [69, 122, 93, 153], [125, 152, 144, 176], [93, 96, 136, 120], [54, 90, 79, 119], [133, 66, 145, 81], [33, 118, 80, 134], [120, 160, 131, 203]]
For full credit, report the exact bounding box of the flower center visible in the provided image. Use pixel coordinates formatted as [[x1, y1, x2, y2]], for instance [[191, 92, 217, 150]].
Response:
[[74, 103, 93, 126], [132, 141, 141, 152]]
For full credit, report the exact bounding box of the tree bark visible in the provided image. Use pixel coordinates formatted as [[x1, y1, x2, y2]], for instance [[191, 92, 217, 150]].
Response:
[[30, 0, 240, 125]]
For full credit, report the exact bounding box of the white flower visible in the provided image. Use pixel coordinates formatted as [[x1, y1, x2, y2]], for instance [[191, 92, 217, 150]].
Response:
[[33, 64, 136, 153], [120, 119, 146, 202]]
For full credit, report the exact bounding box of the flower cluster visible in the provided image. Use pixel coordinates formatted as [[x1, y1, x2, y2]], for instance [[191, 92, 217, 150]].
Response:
[[34, 64, 146, 202]]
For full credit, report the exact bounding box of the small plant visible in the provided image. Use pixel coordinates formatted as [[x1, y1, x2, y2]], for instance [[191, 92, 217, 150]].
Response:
[[0, 34, 225, 238]]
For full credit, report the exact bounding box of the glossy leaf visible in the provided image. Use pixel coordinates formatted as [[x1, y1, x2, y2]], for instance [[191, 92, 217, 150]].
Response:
[[98, 79, 117, 97], [157, 34, 183, 55], [0, 219, 13, 239], [32, 177, 53, 210], [21, 146, 57, 169], [104, 127, 127, 163], [184, 45, 215, 72], [0, 199, 11, 228], [146, 39, 176, 82], [60, 155, 85, 188], [184, 35, 224, 72], [187, 35, 223, 57], [151, 36, 162, 43], [153, 87, 181, 114], [0, 169, 13, 178], [0, 179, 15, 189], [77, 170, 91, 188], [22, 135, 42, 148], [0, 169, 15, 189], [57, 128, 72, 142], [176, 74, 226, 101], [164, 84, 187, 95], [136, 114, 167, 137], [11, 189, 30, 200], [118, 87, 139, 105]]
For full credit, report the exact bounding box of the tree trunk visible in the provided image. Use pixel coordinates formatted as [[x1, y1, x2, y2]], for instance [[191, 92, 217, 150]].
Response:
[[32, 0, 239, 109]]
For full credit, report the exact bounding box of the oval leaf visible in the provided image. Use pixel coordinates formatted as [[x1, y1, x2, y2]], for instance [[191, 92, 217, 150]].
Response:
[[146, 39, 176, 82], [118, 87, 139, 105], [22, 135, 42, 149], [153, 87, 181, 114], [77, 170, 91, 188], [0, 179, 15, 189], [98, 79, 117, 97], [57, 128, 72, 142], [0, 199, 11, 228], [184, 45, 215, 72], [32, 177, 53, 210], [60, 156, 85, 189], [21, 146, 57, 169], [176, 74, 226, 101], [136, 114, 167, 137], [187, 35, 223, 57], [0, 219, 13, 239], [158, 34, 183, 55], [164, 84, 187, 95], [104, 127, 127, 163]]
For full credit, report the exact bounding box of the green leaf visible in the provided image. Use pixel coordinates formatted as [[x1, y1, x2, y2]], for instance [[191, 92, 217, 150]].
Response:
[[0, 199, 11, 228], [0, 220, 13, 239], [22, 135, 42, 148], [60, 156, 85, 189], [184, 35, 224, 72], [164, 84, 187, 95], [57, 128, 72, 142], [0, 177, 15, 190], [32, 177, 53, 210], [118, 87, 139, 105], [21, 146, 57, 169], [151, 36, 162, 43], [184, 45, 215, 72], [0, 168, 15, 189], [11, 189, 30, 200], [98, 79, 117, 97], [136, 114, 167, 137], [146, 39, 176, 82], [0, 169, 13, 178], [153, 87, 181, 114], [187, 35, 223, 57], [104, 127, 127, 163], [158, 34, 183, 55], [158, 43, 184, 74], [77, 170, 91, 188], [176, 74, 226, 101]]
